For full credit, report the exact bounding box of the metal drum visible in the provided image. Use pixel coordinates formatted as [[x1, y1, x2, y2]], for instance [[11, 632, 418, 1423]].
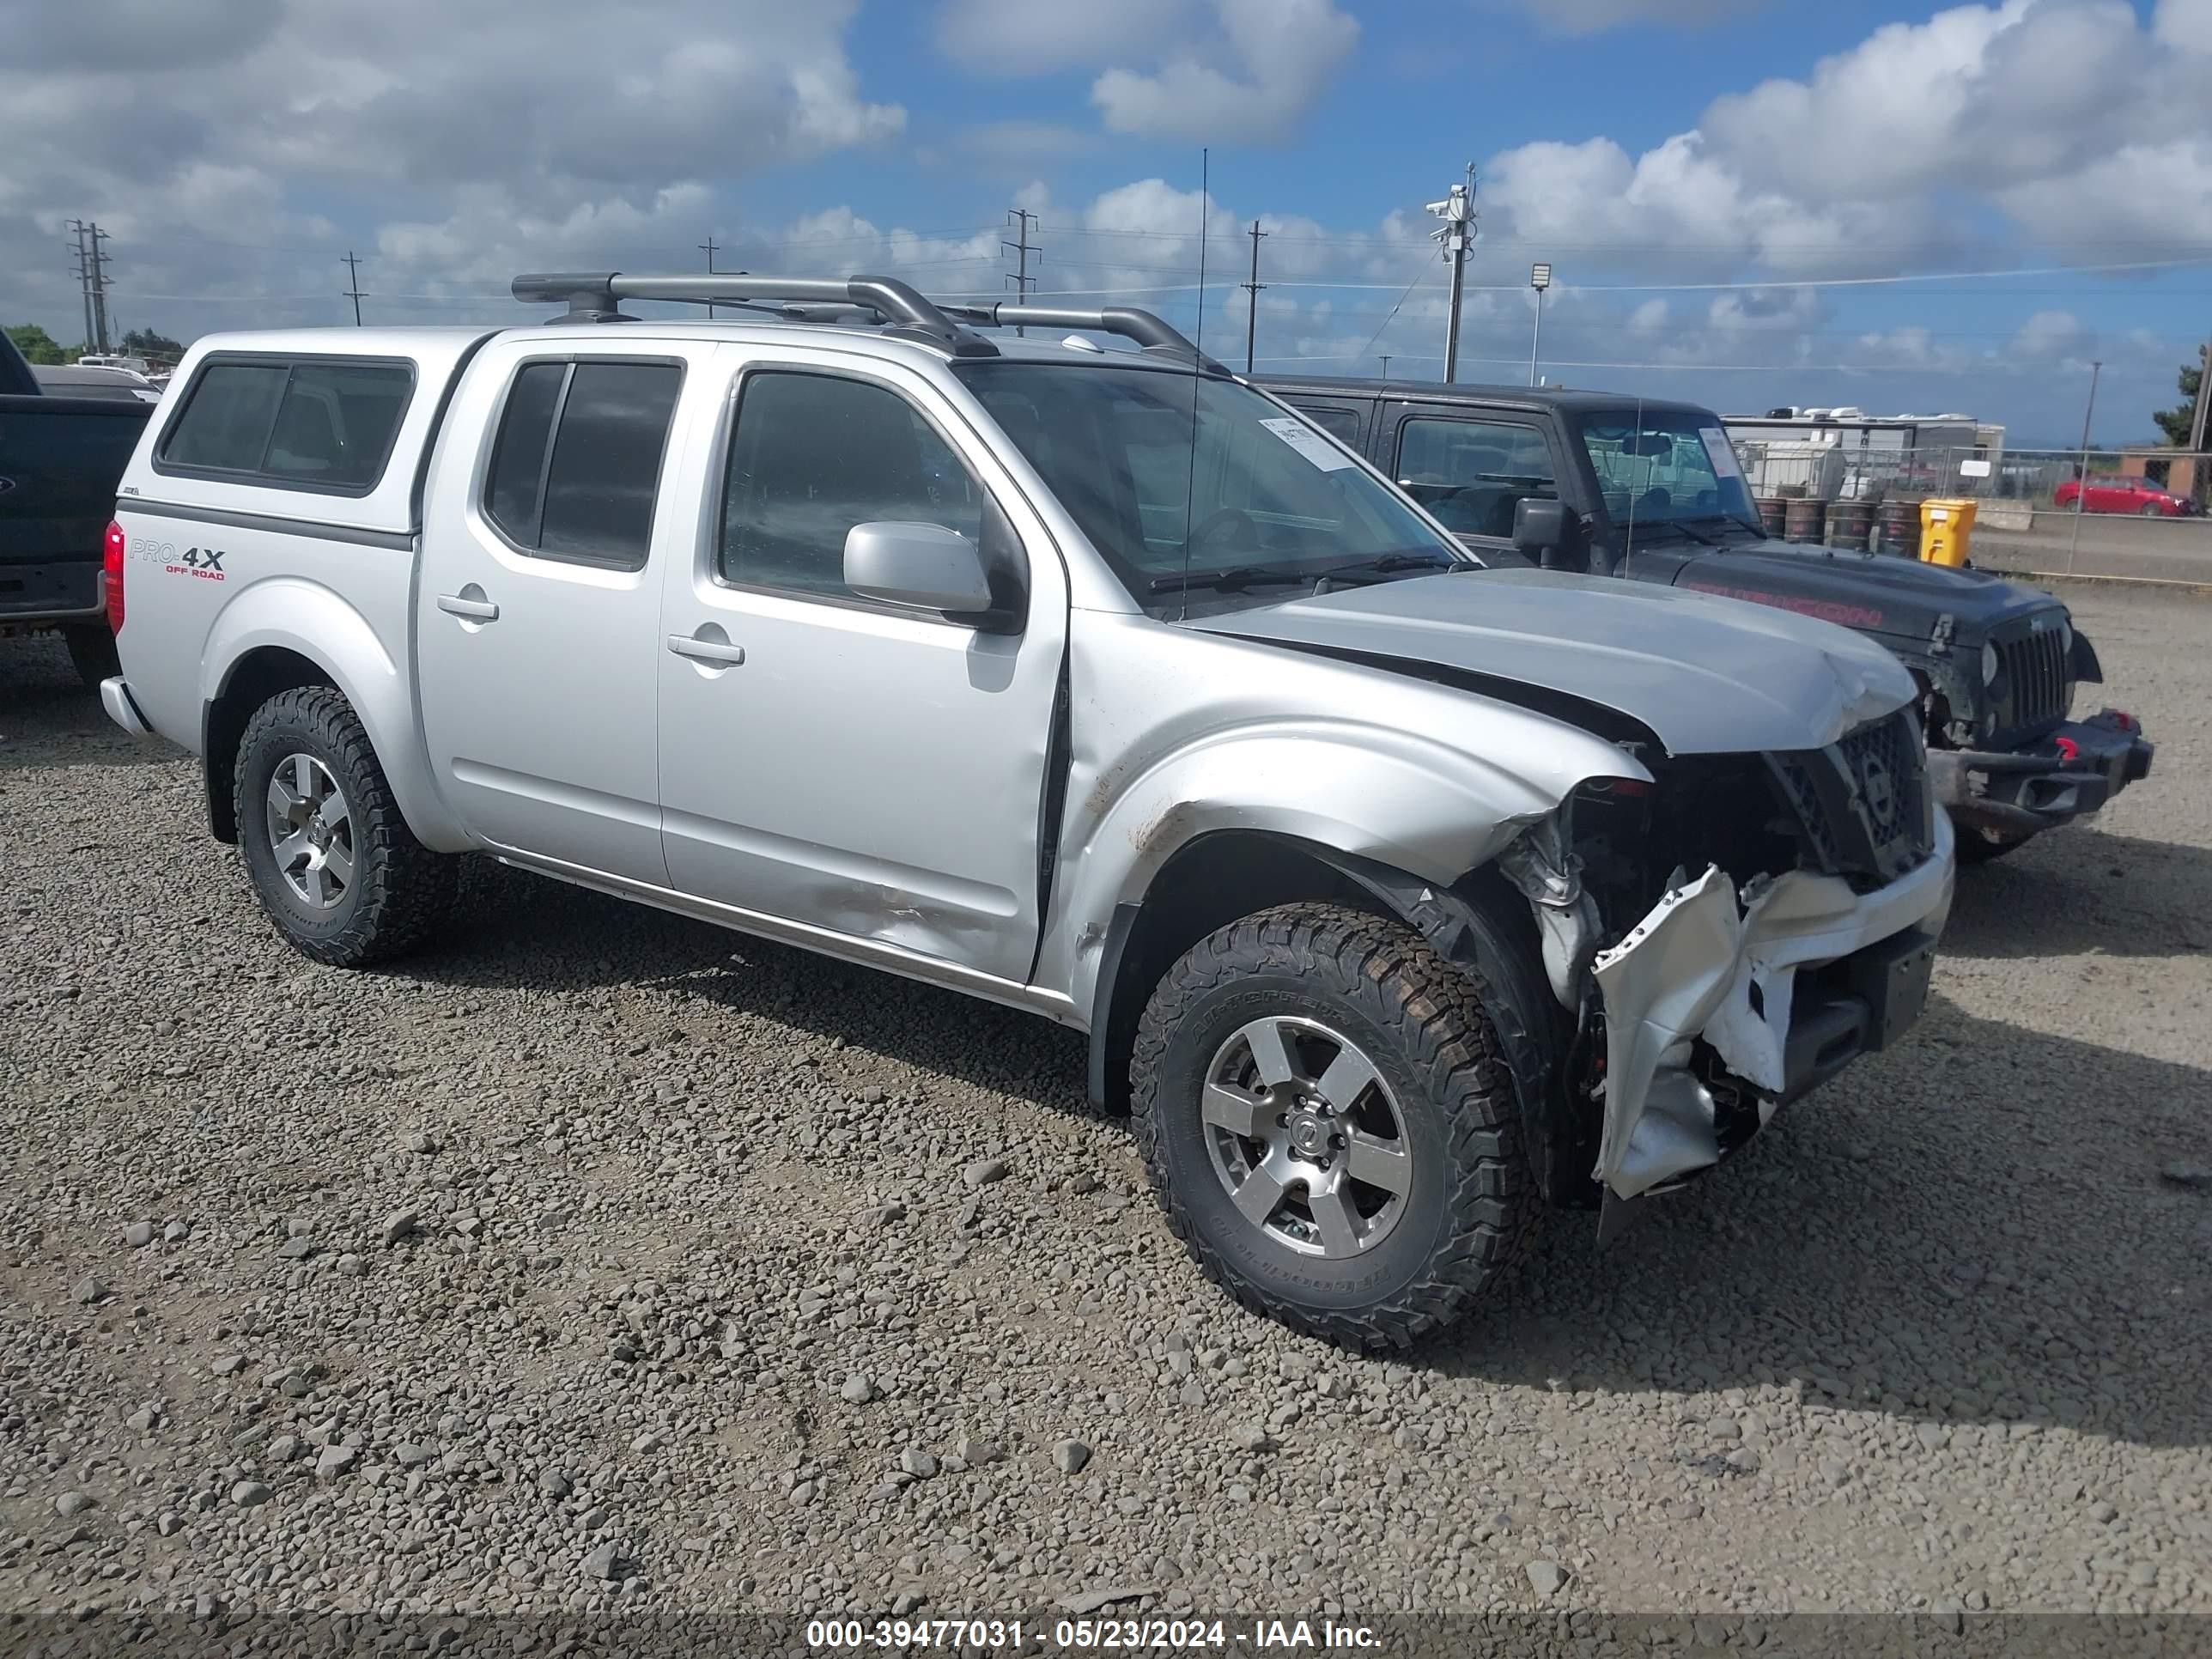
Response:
[[1824, 498, 1874, 551], [1756, 496, 1788, 538], [1877, 496, 1923, 559], [1784, 498, 1826, 544]]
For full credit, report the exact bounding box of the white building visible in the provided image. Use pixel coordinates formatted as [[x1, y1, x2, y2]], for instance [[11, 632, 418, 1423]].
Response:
[[1722, 406, 2005, 500]]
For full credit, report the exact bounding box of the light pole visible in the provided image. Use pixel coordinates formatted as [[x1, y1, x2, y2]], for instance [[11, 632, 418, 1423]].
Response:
[[2068, 358, 2101, 574], [1528, 263, 1551, 386]]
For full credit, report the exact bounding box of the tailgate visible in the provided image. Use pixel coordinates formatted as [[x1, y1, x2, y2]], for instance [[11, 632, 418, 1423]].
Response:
[[0, 395, 154, 567]]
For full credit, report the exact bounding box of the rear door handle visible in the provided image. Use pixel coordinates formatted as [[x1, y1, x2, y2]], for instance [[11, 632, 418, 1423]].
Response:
[[437, 593, 499, 621], [667, 634, 746, 665]]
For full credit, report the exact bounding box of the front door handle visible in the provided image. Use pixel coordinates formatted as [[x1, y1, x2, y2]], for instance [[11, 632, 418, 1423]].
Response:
[[437, 592, 499, 622], [667, 634, 746, 665]]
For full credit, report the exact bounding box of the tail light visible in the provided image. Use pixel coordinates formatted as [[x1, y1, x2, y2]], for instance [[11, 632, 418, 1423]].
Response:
[[103, 520, 125, 634]]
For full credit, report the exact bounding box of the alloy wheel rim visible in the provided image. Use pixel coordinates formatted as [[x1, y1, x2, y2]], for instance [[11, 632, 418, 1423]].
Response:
[[1200, 1015, 1413, 1259], [265, 752, 356, 911]]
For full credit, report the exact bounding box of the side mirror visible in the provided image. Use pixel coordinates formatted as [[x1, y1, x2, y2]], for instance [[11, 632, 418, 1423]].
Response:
[[1512, 497, 1569, 554], [844, 521, 995, 616]]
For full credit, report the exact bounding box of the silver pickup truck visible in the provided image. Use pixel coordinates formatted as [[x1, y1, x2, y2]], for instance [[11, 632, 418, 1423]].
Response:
[[100, 272, 1954, 1349]]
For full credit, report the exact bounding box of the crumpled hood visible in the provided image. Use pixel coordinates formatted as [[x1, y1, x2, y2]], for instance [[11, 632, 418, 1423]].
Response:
[[1662, 538, 2060, 645], [1187, 567, 1914, 756]]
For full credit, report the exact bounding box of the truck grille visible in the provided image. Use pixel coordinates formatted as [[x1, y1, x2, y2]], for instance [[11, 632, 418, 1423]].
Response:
[[1768, 711, 1935, 890], [1994, 625, 2071, 738]]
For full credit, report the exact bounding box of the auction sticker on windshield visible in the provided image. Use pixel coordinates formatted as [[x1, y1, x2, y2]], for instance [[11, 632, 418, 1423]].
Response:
[[1260, 416, 1357, 471], [1698, 428, 1744, 480]]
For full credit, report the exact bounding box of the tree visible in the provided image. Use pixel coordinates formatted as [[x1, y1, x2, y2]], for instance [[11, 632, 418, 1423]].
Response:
[[121, 326, 184, 361], [2153, 349, 2205, 447], [4, 323, 70, 365]]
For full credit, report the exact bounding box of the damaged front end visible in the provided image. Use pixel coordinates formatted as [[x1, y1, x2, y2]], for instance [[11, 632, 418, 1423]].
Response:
[[1498, 710, 1956, 1226]]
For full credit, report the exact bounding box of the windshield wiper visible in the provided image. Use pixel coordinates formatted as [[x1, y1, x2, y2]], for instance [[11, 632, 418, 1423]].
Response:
[[1146, 563, 1312, 594], [1642, 519, 1726, 548], [1316, 551, 1460, 580]]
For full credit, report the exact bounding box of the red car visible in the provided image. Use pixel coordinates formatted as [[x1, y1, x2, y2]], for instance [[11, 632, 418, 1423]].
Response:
[[2053, 475, 2194, 515]]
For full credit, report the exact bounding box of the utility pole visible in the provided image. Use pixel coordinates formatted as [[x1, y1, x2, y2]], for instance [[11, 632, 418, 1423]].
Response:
[[2068, 358, 2101, 575], [1528, 263, 1552, 386], [2188, 340, 2211, 452], [341, 251, 365, 326], [1003, 209, 1038, 336], [698, 235, 720, 317], [1241, 219, 1267, 375], [68, 221, 95, 353], [88, 223, 112, 353], [1425, 163, 1476, 384]]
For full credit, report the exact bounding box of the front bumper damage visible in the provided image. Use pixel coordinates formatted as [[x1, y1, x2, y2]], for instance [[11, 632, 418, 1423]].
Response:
[[1929, 709, 2154, 837], [1589, 812, 1955, 1207]]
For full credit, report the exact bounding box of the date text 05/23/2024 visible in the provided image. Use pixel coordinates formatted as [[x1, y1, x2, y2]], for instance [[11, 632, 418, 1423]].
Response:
[[805, 1618, 1383, 1650]]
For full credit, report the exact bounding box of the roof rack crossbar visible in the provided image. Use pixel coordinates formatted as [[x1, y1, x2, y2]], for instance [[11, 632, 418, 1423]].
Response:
[[940, 302, 1230, 373], [510, 271, 998, 356]]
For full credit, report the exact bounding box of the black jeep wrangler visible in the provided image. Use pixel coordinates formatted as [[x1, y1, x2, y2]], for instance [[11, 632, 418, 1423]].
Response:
[[1261, 376, 2154, 861]]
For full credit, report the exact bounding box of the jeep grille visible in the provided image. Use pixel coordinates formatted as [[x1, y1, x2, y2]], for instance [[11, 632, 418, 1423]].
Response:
[[1993, 625, 2072, 739]]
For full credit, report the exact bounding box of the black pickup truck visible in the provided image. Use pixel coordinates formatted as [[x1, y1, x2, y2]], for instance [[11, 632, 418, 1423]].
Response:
[[2, 329, 153, 685], [1261, 375, 2155, 862]]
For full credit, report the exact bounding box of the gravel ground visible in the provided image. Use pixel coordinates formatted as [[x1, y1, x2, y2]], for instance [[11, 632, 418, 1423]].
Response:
[[2, 583, 2208, 1633]]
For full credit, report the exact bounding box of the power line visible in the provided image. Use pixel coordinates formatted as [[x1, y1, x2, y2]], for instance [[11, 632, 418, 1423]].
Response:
[[341, 251, 365, 326]]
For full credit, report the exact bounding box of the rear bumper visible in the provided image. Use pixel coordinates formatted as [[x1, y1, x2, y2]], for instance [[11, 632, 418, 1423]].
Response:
[[100, 676, 152, 736], [0, 561, 103, 629], [1929, 710, 2155, 836]]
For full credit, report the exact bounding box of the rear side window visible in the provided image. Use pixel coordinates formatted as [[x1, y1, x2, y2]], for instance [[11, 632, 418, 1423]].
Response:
[[158, 358, 413, 493], [483, 360, 682, 570]]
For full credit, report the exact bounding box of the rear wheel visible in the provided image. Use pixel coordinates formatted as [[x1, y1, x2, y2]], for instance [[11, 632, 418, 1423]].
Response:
[[1130, 902, 1537, 1352], [63, 625, 118, 690], [234, 686, 456, 966]]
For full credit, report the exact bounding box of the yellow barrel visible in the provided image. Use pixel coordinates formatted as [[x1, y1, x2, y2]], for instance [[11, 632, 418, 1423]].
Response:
[[1919, 497, 1978, 567]]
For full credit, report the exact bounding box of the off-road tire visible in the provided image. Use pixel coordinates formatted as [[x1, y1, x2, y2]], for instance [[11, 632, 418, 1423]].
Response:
[[234, 686, 456, 967], [63, 625, 119, 690], [1130, 902, 1537, 1352]]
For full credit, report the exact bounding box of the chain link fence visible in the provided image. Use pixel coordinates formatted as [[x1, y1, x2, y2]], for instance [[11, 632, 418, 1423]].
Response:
[[1729, 439, 2212, 583]]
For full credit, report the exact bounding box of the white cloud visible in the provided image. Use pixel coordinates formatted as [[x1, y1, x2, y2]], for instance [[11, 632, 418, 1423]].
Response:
[[934, 0, 1188, 74], [1091, 0, 1358, 143]]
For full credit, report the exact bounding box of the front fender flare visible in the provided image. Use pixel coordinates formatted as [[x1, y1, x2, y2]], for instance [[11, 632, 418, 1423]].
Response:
[[1055, 721, 1642, 1022], [201, 577, 468, 851]]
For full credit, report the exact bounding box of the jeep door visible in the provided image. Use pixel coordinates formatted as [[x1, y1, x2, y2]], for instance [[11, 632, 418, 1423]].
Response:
[[653, 347, 1069, 988], [1379, 401, 1568, 554], [416, 338, 703, 882]]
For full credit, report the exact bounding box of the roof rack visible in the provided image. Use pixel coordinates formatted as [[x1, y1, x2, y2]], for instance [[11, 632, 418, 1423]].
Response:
[[510, 272, 1230, 373]]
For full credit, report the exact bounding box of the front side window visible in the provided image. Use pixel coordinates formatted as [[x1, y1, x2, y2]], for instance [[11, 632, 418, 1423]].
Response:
[[161, 358, 412, 491], [1395, 416, 1558, 541], [720, 370, 982, 599], [957, 362, 1459, 613], [1578, 410, 1758, 531], [482, 359, 682, 569]]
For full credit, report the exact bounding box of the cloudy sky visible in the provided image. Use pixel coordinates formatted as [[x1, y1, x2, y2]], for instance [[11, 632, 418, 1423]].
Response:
[[4, 0, 2209, 441]]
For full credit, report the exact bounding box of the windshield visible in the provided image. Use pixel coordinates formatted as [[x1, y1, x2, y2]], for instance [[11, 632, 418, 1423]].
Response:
[[1577, 410, 1759, 533], [957, 361, 1462, 611]]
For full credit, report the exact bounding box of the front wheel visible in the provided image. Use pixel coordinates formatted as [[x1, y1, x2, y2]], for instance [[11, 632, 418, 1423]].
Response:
[[1130, 902, 1537, 1352], [234, 686, 457, 966]]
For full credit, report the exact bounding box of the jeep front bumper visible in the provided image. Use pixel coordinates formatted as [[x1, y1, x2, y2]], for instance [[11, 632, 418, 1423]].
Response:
[[1929, 709, 2154, 837], [1589, 811, 1956, 1203]]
